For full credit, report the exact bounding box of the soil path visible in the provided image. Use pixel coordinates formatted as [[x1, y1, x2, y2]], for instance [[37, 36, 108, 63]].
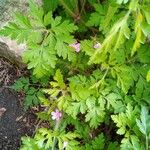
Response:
[[0, 88, 25, 150], [0, 58, 34, 150]]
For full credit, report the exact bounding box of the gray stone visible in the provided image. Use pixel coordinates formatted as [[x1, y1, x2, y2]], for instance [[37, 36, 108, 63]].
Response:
[[0, 0, 42, 27], [0, 40, 26, 68], [0, 0, 42, 67], [0, 0, 28, 28]]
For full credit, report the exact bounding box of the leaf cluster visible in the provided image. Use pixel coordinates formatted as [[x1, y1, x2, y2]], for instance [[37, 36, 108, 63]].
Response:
[[1, 0, 150, 149]]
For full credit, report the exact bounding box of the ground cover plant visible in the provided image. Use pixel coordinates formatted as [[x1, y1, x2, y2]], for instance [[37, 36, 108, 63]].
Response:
[[0, 0, 150, 149]]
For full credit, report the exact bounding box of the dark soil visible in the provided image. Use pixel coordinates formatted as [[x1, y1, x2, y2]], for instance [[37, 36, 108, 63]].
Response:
[[0, 58, 35, 150]]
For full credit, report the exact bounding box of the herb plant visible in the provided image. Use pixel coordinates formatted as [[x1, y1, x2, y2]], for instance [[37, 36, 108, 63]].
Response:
[[1, 0, 150, 149]]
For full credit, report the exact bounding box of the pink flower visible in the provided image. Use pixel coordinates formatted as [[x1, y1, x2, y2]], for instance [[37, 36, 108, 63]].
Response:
[[93, 42, 101, 49], [69, 42, 80, 53], [63, 141, 68, 148], [51, 109, 62, 121]]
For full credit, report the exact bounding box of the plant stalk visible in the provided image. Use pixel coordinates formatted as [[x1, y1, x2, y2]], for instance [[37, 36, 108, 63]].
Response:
[[52, 119, 61, 150], [59, 0, 76, 18], [146, 135, 149, 150]]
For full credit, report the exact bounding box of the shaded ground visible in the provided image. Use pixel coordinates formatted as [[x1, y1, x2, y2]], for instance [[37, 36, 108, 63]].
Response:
[[0, 58, 35, 150], [0, 88, 26, 150]]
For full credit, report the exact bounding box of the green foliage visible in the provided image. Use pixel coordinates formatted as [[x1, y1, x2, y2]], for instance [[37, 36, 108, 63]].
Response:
[[43, 0, 58, 13], [0, 0, 77, 78], [90, 12, 130, 64], [21, 128, 80, 150], [86, 3, 106, 29], [11, 77, 43, 110], [1, 0, 150, 149], [136, 106, 150, 150], [136, 106, 150, 136], [146, 70, 150, 82], [82, 133, 105, 150], [111, 65, 136, 93], [116, 0, 129, 4], [111, 104, 139, 135], [20, 137, 41, 150]]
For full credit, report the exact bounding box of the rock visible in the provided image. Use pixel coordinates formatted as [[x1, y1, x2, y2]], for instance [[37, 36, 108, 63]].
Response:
[[0, 41, 26, 68], [0, 0, 28, 28], [0, 0, 42, 67], [0, 0, 28, 67], [0, 0, 42, 28]]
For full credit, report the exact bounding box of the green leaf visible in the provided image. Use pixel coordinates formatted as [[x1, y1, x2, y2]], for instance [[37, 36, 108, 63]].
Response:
[[35, 128, 54, 149], [0, 2, 45, 43], [142, 6, 150, 25], [136, 106, 150, 135], [80, 133, 105, 150], [0, 1, 78, 78], [43, 11, 53, 26], [129, 0, 139, 11], [141, 22, 150, 37], [66, 101, 87, 119], [90, 12, 130, 64], [135, 76, 146, 99], [103, 4, 118, 28], [28, 0, 44, 27], [105, 92, 124, 113], [54, 69, 65, 89], [69, 75, 92, 101], [60, 0, 79, 16], [55, 39, 76, 61], [57, 96, 71, 110], [81, 40, 95, 57], [92, 133, 105, 150], [37, 112, 50, 121], [52, 19, 78, 34], [112, 104, 139, 135], [52, 19, 77, 61], [23, 41, 57, 78], [138, 44, 150, 63], [120, 135, 144, 150], [43, 0, 58, 13], [120, 138, 134, 150], [116, 0, 129, 4], [132, 11, 144, 56], [0, 22, 32, 43], [107, 142, 119, 150], [85, 97, 105, 128], [15, 13, 31, 28], [146, 70, 150, 82], [11, 77, 29, 92], [109, 48, 126, 65], [112, 65, 136, 93], [86, 3, 105, 28], [24, 88, 41, 110], [130, 135, 143, 150], [21, 137, 41, 150], [112, 112, 127, 135]]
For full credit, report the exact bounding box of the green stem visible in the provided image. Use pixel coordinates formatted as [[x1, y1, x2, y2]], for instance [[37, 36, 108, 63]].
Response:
[[52, 119, 61, 150], [90, 67, 109, 89], [74, 0, 79, 14], [80, 0, 86, 15], [59, 0, 76, 18], [146, 135, 149, 150], [59, 0, 98, 35], [97, 0, 100, 3], [52, 137, 57, 150]]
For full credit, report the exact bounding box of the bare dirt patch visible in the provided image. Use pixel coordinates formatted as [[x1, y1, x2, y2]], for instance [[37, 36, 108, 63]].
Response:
[[0, 58, 35, 150]]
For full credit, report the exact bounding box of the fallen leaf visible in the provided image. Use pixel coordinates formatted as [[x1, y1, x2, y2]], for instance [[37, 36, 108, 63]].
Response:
[[0, 107, 6, 117], [16, 116, 23, 122]]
